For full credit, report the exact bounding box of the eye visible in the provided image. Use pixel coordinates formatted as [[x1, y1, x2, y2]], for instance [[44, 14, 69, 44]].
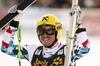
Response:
[[39, 28, 45, 33], [47, 29, 53, 33]]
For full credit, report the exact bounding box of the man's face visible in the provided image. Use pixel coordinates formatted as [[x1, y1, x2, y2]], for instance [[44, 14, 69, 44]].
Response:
[[39, 33, 55, 47]]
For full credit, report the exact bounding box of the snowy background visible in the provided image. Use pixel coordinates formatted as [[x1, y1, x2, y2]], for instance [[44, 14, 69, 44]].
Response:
[[0, 7, 100, 66]]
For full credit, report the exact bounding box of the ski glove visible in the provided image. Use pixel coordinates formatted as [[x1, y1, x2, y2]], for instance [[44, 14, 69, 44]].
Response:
[[73, 41, 83, 54], [70, 5, 82, 16], [70, 5, 82, 28], [8, 5, 23, 21]]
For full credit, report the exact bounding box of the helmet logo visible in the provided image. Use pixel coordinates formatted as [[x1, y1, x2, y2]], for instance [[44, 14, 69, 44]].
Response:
[[42, 16, 49, 22]]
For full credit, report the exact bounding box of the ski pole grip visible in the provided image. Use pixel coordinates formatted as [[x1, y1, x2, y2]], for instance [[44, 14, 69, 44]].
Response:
[[66, 30, 69, 44], [18, 25, 22, 40]]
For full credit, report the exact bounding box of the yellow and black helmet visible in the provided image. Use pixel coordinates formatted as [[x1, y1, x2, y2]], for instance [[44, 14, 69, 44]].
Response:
[[36, 14, 62, 40]]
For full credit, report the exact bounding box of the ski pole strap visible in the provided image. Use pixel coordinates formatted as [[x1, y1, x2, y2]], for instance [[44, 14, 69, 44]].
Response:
[[18, 25, 22, 66]]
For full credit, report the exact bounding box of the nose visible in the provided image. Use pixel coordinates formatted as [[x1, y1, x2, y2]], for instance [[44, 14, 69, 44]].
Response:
[[43, 33, 48, 37]]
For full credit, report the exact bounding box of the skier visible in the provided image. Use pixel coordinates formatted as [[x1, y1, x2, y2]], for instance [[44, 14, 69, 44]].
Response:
[[1, 5, 90, 66]]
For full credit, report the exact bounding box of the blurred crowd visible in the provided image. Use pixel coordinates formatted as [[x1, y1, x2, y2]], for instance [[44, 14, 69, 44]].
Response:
[[0, 0, 22, 8], [0, 0, 100, 8]]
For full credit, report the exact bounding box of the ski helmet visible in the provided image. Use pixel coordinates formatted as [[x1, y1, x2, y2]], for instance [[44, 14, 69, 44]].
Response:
[[36, 14, 62, 40]]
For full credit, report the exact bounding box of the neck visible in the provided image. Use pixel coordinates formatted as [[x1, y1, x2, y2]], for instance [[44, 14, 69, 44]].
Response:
[[48, 41, 57, 48], [43, 41, 62, 50]]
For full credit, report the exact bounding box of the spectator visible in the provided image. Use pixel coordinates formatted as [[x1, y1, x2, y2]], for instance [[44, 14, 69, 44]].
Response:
[[55, 0, 70, 8], [1, 0, 23, 8], [34, 0, 56, 8], [93, 0, 100, 8], [67, 0, 85, 8], [1, 0, 9, 8], [84, 0, 94, 8]]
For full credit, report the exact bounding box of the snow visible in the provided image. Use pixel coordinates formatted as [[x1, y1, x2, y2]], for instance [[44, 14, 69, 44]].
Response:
[[0, 7, 100, 66]]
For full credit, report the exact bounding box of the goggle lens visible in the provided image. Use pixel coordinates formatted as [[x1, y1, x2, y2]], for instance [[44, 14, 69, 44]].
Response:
[[37, 25, 56, 36]]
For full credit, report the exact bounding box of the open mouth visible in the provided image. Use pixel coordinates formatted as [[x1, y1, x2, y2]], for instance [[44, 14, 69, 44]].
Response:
[[43, 38, 49, 41]]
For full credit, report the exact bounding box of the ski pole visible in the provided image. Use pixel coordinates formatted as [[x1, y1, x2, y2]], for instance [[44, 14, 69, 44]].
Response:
[[66, 30, 69, 45], [18, 25, 22, 66]]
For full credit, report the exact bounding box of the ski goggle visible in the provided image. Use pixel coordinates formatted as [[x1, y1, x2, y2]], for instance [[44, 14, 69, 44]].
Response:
[[37, 25, 56, 36]]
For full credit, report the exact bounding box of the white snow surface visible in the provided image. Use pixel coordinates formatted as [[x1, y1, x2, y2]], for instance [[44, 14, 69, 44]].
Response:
[[0, 7, 100, 66]]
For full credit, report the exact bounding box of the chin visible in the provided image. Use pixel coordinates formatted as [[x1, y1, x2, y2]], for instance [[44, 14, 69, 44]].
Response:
[[43, 44, 50, 47]]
